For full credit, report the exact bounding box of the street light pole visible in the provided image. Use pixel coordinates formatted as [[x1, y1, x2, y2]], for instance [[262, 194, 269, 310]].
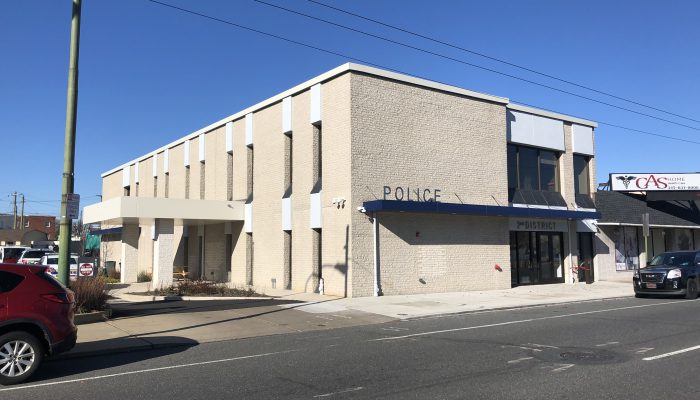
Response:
[[58, 0, 82, 286]]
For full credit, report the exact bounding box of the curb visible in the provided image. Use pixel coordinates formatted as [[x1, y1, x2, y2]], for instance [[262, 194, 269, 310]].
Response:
[[52, 341, 196, 361], [74, 311, 111, 325], [111, 293, 274, 303], [401, 295, 635, 321]]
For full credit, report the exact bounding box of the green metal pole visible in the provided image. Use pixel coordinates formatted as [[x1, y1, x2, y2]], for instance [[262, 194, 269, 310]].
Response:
[[58, 0, 81, 286]]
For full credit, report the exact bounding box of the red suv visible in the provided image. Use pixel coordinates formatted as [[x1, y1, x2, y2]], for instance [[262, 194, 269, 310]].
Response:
[[0, 264, 77, 385]]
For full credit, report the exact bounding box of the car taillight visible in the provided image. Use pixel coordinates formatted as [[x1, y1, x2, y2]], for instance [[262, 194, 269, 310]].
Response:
[[41, 293, 73, 304]]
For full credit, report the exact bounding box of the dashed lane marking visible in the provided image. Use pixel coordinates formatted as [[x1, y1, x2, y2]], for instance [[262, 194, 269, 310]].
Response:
[[314, 387, 364, 398], [643, 345, 700, 361], [371, 301, 683, 342]]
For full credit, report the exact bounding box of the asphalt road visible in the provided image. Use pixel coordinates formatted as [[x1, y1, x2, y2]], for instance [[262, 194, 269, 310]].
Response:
[[4, 296, 700, 399]]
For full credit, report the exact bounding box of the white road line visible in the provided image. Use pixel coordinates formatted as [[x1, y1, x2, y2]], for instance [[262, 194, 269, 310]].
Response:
[[526, 343, 559, 349], [643, 345, 700, 361], [314, 387, 364, 398], [635, 347, 654, 354], [595, 341, 619, 347], [371, 300, 683, 342], [507, 357, 534, 364], [0, 350, 298, 393], [551, 363, 575, 373]]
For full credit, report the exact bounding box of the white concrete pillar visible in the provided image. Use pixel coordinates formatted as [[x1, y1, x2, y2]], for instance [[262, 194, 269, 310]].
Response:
[[120, 224, 139, 283], [152, 219, 175, 290]]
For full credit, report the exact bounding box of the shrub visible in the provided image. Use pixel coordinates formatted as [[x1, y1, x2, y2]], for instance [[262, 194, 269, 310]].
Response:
[[137, 271, 152, 283], [70, 277, 111, 313], [103, 276, 121, 284], [153, 280, 263, 297]]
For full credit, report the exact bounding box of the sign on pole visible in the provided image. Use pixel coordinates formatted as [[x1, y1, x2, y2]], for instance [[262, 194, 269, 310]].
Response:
[[642, 213, 650, 237], [66, 193, 80, 219]]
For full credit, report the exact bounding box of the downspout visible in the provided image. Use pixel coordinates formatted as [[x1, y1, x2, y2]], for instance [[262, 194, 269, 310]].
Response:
[[373, 212, 381, 296]]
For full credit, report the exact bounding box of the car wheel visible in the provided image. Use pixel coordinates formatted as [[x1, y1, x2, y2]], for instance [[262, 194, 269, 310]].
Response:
[[0, 331, 44, 385], [685, 279, 699, 300]]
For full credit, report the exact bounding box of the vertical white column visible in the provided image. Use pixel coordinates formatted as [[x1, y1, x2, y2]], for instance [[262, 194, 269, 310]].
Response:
[[120, 223, 139, 284], [152, 219, 175, 289]]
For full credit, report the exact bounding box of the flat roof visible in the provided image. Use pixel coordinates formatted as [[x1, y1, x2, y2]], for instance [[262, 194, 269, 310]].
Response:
[[102, 63, 597, 177]]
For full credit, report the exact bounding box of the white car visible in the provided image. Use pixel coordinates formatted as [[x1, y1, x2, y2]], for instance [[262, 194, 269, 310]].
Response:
[[39, 253, 80, 277], [17, 249, 51, 265]]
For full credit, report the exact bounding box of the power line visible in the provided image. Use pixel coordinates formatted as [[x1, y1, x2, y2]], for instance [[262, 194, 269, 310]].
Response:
[[252, 0, 700, 132], [306, 0, 700, 125], [144, 0, 699, 146]]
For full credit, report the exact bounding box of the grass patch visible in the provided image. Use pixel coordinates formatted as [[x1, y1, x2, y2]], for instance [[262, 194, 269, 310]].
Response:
[[152, 280, 265, 297]]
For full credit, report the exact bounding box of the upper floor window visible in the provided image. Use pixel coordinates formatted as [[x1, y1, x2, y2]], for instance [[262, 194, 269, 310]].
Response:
[[573, 155, 595, 208], [507, 144, 560, 192], [574, 155, 590, 195], [507, 144, 565, 207]]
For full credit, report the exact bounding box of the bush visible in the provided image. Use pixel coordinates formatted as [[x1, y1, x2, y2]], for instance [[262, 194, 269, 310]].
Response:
[[137, 271, 152, 283], [103, 276, 121, 284], [153, 280, 264, 297], [70, 277, 111, 313]]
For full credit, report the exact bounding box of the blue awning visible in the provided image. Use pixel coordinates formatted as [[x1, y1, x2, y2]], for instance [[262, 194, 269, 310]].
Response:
[[89, 227, 123, 235], [363, 200, 600, 220]]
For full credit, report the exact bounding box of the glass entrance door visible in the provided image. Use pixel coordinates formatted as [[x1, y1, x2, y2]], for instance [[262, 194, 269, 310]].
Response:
[[510, 231, 565, 286]]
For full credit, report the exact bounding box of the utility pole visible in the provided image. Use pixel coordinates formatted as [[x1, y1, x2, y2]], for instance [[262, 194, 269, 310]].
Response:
[[20, 194, 25, 230], [11, 192, 17, 229], [58, 0, 81, 286]]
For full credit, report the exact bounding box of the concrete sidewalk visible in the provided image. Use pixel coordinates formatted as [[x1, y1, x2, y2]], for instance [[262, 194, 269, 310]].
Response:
[[60, 281, 633, 359]]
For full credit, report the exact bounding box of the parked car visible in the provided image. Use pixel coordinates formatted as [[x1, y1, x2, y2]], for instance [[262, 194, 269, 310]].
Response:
[[39, 254, 80, 278], [17, 249, 50, 265], [0, 246, 28, 264], [0, 264, 77, 385], [633, 250, 700, 299]]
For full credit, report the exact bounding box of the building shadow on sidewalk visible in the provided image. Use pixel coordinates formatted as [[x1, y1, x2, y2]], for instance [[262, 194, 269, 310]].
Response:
[[30, 336, 199, 382]]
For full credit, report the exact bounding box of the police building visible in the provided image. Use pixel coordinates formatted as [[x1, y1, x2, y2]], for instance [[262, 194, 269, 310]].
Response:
[[84, 63, 601, 297]]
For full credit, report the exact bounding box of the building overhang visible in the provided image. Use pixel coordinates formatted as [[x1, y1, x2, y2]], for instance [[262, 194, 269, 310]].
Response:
[[362, 200, 601, 220], [83, 197, 245, 226]]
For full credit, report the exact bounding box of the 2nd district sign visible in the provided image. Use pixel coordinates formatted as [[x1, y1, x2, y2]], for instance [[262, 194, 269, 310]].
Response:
[[610, 173, 700, 192]]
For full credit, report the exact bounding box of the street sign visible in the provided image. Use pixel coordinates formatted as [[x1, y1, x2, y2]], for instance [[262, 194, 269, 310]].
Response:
[[79, 263, 94, 277], [642, 213, 650, 237], [66, 193, 80, 219]]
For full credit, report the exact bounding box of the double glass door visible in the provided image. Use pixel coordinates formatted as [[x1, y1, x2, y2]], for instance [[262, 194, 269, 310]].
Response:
[[510, 231, 564, 286]]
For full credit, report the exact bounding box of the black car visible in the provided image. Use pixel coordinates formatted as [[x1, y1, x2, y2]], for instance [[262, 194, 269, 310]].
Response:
[[633, 250, 700, 298]]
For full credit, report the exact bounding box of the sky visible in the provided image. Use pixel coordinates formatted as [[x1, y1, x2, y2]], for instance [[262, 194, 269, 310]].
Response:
[[1, 0, 699, 217]]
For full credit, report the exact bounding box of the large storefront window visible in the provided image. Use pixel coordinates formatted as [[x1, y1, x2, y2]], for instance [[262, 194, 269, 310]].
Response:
[[613, 226, 640, 271], [507, 144, 565, 206]]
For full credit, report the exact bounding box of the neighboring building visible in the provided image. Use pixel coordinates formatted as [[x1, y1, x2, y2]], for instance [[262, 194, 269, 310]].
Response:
[[0, 229, 49, 246], [594, 182, 700, 282], [0, 214, 57, 242], [84, 63, 600, 296]]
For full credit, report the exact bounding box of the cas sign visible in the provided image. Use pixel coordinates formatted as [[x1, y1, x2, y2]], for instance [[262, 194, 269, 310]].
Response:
[[610, 173, 700, 192]]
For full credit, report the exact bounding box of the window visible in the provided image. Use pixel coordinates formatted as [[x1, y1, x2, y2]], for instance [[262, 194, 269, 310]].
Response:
[[574, 155, 590, 195], [24, 221, 30, 228], [507, 144, 565, 206], [0, 271, 24, 293], [613, 226, 640, 271], [573, 155, 595, 208], [508, 145, 560, 192], [45, 221, 51, 228]]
